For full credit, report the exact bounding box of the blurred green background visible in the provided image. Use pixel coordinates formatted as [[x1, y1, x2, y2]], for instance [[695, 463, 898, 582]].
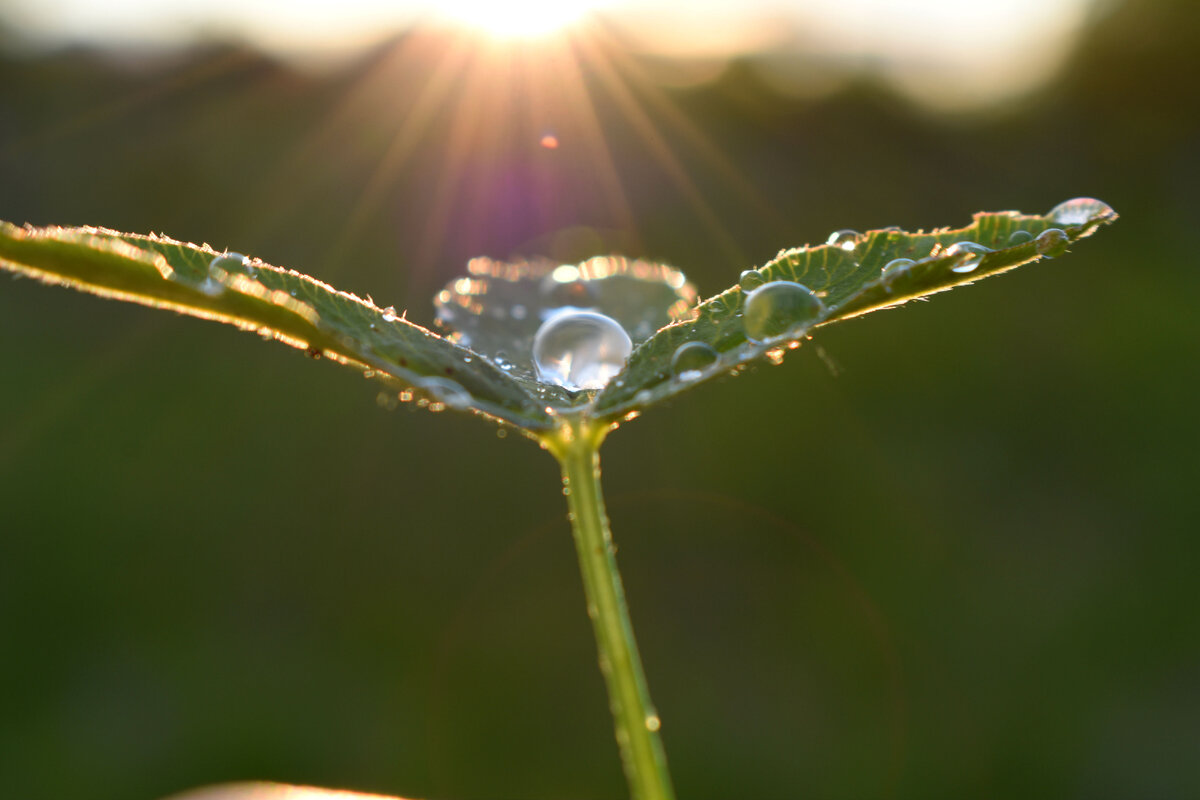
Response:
[[1, 1, 1197, 798]]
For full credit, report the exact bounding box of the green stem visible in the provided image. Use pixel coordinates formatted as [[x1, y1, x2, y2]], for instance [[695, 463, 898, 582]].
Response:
[[546, 417, 676, 800]]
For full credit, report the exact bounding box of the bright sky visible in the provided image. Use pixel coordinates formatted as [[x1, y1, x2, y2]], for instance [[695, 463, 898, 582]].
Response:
[[1, 0, 1101, 109]]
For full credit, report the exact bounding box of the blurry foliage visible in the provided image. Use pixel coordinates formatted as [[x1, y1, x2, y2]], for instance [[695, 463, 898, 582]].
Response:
[[0, 1, 1197, 799]]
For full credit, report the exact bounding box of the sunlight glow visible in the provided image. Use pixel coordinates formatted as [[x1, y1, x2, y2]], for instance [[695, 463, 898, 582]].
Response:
[[435, 0, 602, 39]]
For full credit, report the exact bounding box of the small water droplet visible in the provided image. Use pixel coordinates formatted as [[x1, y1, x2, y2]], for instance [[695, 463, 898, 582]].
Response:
[[827, 229, 860, 252], [382, 306, 399, 322], [1047, 197, 1116, 226], [670, 341, 718, 382], [209, 252, 249, 273], [1035, 228, 1069, 258], [739, 269, 765, 292], [765, 347, 785, 365], [419, 376, 471, 410], [532, 310, 632, 391], [880, 257, 915, 284], [645, 714, 661, 732], [945, 241, 992, 274], [1007, 230, 1034, 246], [742, 280, 825, 343]]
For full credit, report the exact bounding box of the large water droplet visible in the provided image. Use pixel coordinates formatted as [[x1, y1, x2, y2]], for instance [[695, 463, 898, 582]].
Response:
[[739, 269, 765, 291], [1035, 228, 1069, 258], [945, 241, 992, 274], [1047, 197, 1116, 226], [742, 281, 824, 343], [670, 341, 718, 382], [1007, 230, 1034, 246], [532, 310, 632, 391], [827, 229, 860, 252]]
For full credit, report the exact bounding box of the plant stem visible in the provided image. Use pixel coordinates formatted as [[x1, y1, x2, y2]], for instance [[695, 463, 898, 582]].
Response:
[[546, 416, 676, 800]]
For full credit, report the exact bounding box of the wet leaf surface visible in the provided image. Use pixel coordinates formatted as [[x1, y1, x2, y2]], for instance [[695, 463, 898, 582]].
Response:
[[0, 200, 1116, 434]]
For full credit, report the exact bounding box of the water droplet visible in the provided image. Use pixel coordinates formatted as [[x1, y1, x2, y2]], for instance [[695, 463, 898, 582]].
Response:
[[382, 306, 399, 322], [739, 269, 765, 291], [532, 310, 632, 391], [1035, 228, 1069, 258], [209, 252, 250, 278], [670, 341, 718, 382], [742, 281, 825, 343], [1047, 197, 1116, 226], [419, 376, 471, 410], [827, 229, 860, 252], [945, 241, 992, 274], [765, 347, 785, 365], [1007, 230, 1034, 246], [645, 714, 662, 732], [880, 257, 915, 284]]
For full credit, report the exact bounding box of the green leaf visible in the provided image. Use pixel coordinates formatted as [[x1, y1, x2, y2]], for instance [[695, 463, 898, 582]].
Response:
[[592, 199, 1118, 421], [0, 222, 553, 429], [0, 199, 1117, 436]]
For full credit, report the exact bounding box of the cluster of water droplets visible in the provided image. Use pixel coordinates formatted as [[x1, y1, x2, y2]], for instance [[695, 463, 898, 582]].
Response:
[[434, 256, 698, 397]]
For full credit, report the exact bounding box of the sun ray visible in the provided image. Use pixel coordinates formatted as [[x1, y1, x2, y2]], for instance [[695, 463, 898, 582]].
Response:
[[572, 31, 749, 268], [534, 33, 641, 248], [319, 37, 478, 274], [589, 25, 791, 238]]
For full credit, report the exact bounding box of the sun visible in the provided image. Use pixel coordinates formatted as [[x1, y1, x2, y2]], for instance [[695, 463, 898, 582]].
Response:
[[436, 0, 602, 39]]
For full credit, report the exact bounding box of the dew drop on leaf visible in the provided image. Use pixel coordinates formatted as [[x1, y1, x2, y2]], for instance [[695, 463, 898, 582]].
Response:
[[1008, 229, 1034, 246], [532, 309, 633, 392], [382, 305, 399, 322], [670, 341, 718, 382], [1035, 228, 1069, 258], [742, 280, 824, 343], [945, 241, 992, 274], [209, 252, 250, 278], [419, 376, 472, 410], [739, 269, 765, 291], [881, 257, 915, 284], [1047, 197, 1117, 226], [826, 229, 861, 251]]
